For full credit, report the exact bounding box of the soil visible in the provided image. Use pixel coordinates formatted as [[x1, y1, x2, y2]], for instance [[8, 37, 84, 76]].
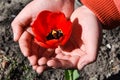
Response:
[[0, 0, 120, 80]]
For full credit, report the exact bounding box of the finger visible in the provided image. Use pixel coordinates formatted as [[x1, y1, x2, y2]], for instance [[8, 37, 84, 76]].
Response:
[[32, 65, 38, 70], [55, 54, 71, 60], [36, 66, 46, 74], [26, 27, 34, 35], [28, 43, 46, 66], [11, 22, 24, 41], [47, 56, 79, 69], [56, 46, 85, 57], [11, 3, 33, 41], [47, 59, 73, 69], [28, 55, 38, 66], [61, 48, 85, 57], [19, 31, 33, 57], [55, 47, 62, 54], [77, 54, 96, 70], [27, 41, 42, 66], [55, 46, 72, 56], [38, 57, 48, 66], [77, 57, 88, 70]]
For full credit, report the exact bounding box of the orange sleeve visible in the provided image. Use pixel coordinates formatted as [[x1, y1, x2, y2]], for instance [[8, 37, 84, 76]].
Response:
[[81, 0, 120, 29]]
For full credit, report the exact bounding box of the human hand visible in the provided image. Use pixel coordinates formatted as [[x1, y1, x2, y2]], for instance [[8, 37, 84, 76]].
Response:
[[11, 0, 74, 74], [46, 6, 102, 70]]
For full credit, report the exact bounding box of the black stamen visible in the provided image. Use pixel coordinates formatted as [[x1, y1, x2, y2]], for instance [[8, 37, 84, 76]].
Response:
[[46, 30, 63, 40]]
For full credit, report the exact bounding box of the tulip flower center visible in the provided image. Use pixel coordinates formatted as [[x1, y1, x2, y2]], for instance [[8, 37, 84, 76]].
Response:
[[46, 29, 63, 40]]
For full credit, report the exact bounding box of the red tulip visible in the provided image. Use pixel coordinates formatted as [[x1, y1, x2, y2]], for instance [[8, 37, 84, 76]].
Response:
[[32, 10, 72, 48]]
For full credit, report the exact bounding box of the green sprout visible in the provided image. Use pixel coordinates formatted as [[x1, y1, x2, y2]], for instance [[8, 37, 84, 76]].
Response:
[[65, 69, 80, 80]]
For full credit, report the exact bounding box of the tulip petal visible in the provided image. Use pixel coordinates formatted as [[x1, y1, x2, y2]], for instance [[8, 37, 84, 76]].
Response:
[[32, 10, 72, 48], [34, 40, 49, 48], [32, 11, 52, 42], [60, 21, 72, 45], [47, 12, 66, 29], [46, 39, 59, 48]]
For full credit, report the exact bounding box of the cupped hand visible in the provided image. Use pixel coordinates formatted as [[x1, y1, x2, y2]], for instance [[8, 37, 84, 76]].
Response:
[[47, 6, 102, 70], [11, 0, 74, 74]]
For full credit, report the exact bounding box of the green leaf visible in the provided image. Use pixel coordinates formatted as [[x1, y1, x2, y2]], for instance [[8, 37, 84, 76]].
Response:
[[73, 70, 80, 80], [65, 70, 72, 80], [65, 69, 80, 80]]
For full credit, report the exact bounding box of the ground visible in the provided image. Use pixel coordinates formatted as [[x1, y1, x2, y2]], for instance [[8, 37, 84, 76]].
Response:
[[0, 0, 120, 80]]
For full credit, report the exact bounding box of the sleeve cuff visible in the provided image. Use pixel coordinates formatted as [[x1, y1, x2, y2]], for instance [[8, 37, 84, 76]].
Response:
[[81, 0, 120, 29]]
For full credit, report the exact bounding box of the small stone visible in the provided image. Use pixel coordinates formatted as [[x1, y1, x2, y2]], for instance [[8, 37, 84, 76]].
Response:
[[0, 49, 5, 54], [1, 60, 8, 69], [109, 60, 114, 65], [106, 44, 111, 49], [89, 76, 98, 80]]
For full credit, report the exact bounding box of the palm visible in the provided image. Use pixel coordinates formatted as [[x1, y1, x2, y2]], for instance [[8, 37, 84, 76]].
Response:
[[47, 18, 85, 69], [12, 0, 74, 73], [47, 6, 102, 70]]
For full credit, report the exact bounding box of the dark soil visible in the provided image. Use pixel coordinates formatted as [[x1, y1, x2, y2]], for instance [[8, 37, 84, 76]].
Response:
[[0, 0, 120, 80]]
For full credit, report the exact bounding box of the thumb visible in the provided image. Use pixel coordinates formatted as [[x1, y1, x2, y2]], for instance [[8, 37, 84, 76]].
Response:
[[11, 14, 32, 41], [77, 54, 96, 70], [11, 2, 33, 41], [11, 21, 24, 41]]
